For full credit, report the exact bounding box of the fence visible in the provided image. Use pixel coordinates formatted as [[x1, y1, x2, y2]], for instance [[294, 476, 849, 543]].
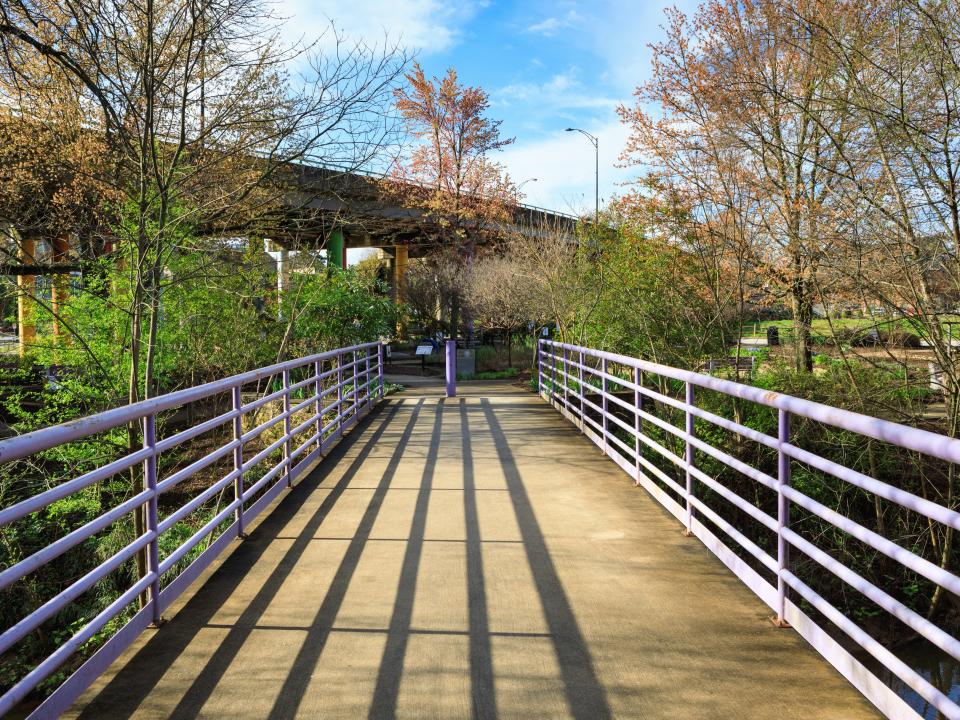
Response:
[[538, 339, 960, 720], [0, 341, 384, 718]]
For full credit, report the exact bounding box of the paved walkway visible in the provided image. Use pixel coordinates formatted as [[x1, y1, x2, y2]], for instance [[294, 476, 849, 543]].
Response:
[[69, 383, 879, 719]]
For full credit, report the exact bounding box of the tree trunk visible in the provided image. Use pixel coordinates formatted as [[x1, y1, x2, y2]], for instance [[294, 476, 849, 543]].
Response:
[[791, 255, 814, 372], [450, 294, 460, 341]]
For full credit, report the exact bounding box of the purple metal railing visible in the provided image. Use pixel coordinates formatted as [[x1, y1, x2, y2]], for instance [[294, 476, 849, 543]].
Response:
[[539, 339, 960, 720], [0, 341, 385, 718]]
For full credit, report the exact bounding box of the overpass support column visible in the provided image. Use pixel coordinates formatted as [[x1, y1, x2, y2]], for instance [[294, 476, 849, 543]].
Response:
[[16, 236, 37, 356], [51, 235, 70, 340], [393, 245, 408, 304], [266, 240, 289, 319], [328, 229, 346, 269]]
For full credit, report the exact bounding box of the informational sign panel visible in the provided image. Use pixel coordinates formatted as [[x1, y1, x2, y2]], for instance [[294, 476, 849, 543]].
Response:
[[415, 344, 434, 356]]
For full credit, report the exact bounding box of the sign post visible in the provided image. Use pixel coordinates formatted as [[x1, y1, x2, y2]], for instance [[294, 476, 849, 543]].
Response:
[[416, 343, 433, 372]]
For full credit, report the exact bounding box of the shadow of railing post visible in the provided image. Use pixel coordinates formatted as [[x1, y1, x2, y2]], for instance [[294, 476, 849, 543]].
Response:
[[479, 399, 612, 720], [75, 401, 404, 720]]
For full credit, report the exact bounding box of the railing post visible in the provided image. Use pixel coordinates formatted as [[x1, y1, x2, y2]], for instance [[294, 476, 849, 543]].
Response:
[[551, 344, 558, 401], [232, 385, 246, 538], [282, 368, 292, 487], [535, 339, 542, 393], [365, 346, 372, 408], [684, 381, 695, 536], [378, 343, 385, 398], [634, 366, 641, 485], [352, 349, 359, 419], [314, 360, 323, 452], [563, 347, 569, 410], [601, 357, 608, 454], [774, 408, 792, 627], [578, 350, 585, 430], [446, 339, 456, 398], [337, 353, 344, 436], [143, 413, 162, 626]]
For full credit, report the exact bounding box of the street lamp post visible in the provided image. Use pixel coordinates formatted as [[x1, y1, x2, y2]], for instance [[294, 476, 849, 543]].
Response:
[[517, 177, 538, 203], [565, 128, 598, 223]]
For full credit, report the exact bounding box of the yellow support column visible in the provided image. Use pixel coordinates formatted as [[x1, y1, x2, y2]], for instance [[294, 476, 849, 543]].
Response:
[[51, 235, 70, 341], [393, 245, 408, 303], [393, 245, 408, 337], [17, 237, 36, 356]]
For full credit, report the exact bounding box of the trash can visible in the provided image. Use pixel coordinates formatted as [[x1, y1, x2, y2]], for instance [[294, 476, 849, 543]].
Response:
[[767, 326, 780, 346], [457, 348, 476, 377]]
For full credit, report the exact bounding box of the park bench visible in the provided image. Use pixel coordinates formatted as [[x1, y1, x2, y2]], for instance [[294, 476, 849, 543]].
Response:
[[704, 356, 756, 376]]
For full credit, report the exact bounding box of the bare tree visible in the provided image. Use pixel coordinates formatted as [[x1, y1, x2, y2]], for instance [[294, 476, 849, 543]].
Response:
[[790, 0, 960, 616], [402, 250, 464, 336], [510, 216, 602, 345], [464, 254, 537, 366]]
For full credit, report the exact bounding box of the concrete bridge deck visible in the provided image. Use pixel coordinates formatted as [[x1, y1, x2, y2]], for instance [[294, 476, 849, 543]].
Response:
[[67, 384, 879, 719]]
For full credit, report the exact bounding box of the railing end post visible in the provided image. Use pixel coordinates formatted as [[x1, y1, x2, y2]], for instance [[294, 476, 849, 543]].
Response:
[[535, 338, 541, 394], [378, 343, 385, 398], [445, 339, 457, 398]]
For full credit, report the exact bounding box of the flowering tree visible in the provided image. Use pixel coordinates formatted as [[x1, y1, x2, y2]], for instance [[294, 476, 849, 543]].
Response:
[[465, 254, 538, 366], [387, 63, 517, 336], [619, 1, 853, 372]]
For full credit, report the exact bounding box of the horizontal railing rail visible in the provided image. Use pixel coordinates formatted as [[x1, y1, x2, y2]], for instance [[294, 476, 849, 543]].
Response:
[[538, 339, 960, 720], [0, 341, 385, 718]]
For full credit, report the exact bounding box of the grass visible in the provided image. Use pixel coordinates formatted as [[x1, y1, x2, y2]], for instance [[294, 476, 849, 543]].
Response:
[[383, 382, 405, 395], [741, 318, 874, 338], [457, 367, 519, 381], [739, 316, 960, 339]]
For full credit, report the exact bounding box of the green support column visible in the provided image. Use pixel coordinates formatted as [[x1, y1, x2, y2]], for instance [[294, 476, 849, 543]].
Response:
[[328, 229, 345, 269]]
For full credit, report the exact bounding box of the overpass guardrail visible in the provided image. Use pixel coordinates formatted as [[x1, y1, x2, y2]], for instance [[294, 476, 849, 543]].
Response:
[[0, 341, 384, 717], [538, 339, 960, 720]]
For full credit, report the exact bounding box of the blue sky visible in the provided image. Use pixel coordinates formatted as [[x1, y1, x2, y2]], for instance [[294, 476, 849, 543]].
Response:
[[282, 0, 697, 214]]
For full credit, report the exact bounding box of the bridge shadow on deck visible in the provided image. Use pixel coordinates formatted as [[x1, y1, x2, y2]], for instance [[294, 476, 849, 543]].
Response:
[[74, 392, 612, 720], [71, 387, 879, 720], [76, 400, 401, 719]]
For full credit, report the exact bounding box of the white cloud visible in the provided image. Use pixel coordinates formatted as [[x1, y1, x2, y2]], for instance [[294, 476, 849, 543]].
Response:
[[499, 120, 633, 214], [526, 9, 583, 36], [496, 70, 618, 112], [279, 0, 486, 54]]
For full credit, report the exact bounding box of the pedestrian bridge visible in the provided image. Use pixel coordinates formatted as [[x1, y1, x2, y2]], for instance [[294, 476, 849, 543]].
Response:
[[1, 342, 957, 719], [66, 386, 875, 719]]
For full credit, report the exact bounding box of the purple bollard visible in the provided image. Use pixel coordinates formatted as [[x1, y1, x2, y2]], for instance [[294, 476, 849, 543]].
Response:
[[445, 339, 456, 397]]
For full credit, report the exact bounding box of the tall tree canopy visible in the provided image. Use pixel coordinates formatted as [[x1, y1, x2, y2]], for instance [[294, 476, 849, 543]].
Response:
[[387, 63, 516, 336], [620, 0, 853, 372]]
